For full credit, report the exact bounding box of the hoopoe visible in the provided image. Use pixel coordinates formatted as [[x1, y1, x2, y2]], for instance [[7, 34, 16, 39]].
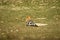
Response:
[[26, 16, 38, 27]]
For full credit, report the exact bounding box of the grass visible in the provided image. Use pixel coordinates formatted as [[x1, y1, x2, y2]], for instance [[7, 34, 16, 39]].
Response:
[[0, 5, 60, 40]]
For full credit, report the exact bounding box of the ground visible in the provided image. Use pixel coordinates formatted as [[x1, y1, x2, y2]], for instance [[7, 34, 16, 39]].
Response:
[[0, 5, 60, 40]]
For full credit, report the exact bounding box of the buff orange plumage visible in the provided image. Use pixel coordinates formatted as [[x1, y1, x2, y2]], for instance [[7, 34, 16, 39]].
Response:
[[26, 16, 31, 22]]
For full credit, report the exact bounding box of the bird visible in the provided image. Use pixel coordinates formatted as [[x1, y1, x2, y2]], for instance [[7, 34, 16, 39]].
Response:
[[26, 16, 38, 27]]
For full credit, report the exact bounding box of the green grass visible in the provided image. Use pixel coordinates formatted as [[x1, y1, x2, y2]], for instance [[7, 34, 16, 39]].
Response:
[[0, 5, 60, 40]]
